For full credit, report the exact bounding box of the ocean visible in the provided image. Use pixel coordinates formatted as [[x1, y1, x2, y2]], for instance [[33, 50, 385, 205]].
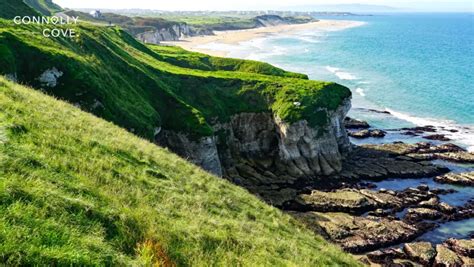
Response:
[[206, 13, 474, 151]]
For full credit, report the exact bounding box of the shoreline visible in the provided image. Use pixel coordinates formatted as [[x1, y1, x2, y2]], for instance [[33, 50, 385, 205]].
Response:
[[163, 19, 366, 57]]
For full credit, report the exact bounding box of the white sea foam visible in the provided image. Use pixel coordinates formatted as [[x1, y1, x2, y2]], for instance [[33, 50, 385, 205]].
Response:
[[294, 36, 321, 44], [355, 88, 366, 97], [386, 108, 474, 152], [325, 66, 358, 80]]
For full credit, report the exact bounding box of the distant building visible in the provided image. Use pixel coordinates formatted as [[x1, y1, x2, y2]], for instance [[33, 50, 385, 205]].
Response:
[[89, 10, 102, 19]]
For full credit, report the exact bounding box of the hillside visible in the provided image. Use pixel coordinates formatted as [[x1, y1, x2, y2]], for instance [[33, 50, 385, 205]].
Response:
[[0, 76, 359, 265], [0, 20, 349, 140], [62, 10, 314, 42], [0, 0, 40, 19], [24, 0, 63, 15]]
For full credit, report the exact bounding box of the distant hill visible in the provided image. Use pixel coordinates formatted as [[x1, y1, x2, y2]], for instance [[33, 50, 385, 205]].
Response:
[[24, 0, 63, 16], [289, 4, 402, 13], [0, 0, 39, 19]]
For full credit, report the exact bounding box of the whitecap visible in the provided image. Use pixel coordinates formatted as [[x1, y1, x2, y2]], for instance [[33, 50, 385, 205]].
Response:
[[325, 66, 358, 80], [355, 88, 366, 97], [386, 108, 474, 152]]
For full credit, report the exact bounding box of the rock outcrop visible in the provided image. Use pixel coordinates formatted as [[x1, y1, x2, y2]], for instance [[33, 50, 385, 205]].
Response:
[[338, 146, 449, 180], [156, 131, 223, 176], [434, 244, 463, 267], [364, 142, 474, 164], [403, 242, 436, 266], [293, 188, 401, 214], [38, 67, 63, 88], [348, 129, 386, 139], [134, 15, 309, 44], [435, 172, 474, 186], [344, 117, 370, 129], [292, 211, 422, 253], [135, 23, 194, 43], [156, 100, 351, 190], [365, 239, 473, 266]]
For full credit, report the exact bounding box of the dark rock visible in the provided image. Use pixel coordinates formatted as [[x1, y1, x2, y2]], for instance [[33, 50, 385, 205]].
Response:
[[367, 247, 406, 263], [417, 184, 430, 192], [445, 238, 474, 257], [348, 129, 387, 139], [434, 244, 463, 267], [437, 202, 456, 215], [419, 197, 440, 209], [368, 208, 390, 217], [339, 146, 449, 180], [402, 125, 437, 133], [358, 256, 371, 265], [423, 134, 452, 141], [294, 189, 380, 214], [435, 172, 474, 186], [344, 117, 370, 129], [362, 142, 473, 164], [387, 260, 416, 267], [403, 242, 436, 265], [433, 152, 474, 164], [293, 211, 422, 253], [403, 131, 419, 136], [404, 208, 443, 222]]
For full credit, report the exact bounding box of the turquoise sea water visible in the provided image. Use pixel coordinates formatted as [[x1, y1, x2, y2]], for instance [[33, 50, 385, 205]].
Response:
[[199, 15, 474, 242], [205, 13, 474, 150]]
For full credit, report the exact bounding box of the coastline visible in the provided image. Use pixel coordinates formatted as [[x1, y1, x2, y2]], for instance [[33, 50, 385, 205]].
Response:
[[163, 19, 366, 57]]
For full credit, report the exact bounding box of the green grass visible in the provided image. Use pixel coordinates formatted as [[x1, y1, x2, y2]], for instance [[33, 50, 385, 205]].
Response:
[[0, 0, 40, 19], [0, 20, 351, 140], [24, 0, 62, 16], [0, 76, 360, 266], [140, 14, 313, 31]]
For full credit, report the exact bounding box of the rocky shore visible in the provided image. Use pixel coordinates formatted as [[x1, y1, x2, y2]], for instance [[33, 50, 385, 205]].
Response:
[[161, 108, 474, 266], [261, 116, 473, 266]]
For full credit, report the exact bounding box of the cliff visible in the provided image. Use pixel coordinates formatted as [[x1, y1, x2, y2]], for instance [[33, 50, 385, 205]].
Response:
[[0, 20, 351, 189], [60, 11, 314, 43], [158, 99, 351, 181]]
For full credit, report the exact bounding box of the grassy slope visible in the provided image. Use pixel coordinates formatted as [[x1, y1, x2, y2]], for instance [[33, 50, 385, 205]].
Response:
[[24, 0, 63, 16], [0, 0, 40, 19], [133, 14, 313, 31], [0, 77, 359, 266], [0, 20, 351, 140]]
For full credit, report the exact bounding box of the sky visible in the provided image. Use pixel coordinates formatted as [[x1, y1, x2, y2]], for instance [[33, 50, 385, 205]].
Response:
[[53, 0, 474, 12]]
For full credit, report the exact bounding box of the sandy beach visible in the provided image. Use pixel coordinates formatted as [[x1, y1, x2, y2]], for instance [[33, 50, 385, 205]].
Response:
[[163, 20, 365, 57]]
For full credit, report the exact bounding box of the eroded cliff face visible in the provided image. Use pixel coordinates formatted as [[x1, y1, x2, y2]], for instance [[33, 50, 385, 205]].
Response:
[[155, 98, 352, 189], [134, 15, 308, 43], [135, 24, 194, 43]]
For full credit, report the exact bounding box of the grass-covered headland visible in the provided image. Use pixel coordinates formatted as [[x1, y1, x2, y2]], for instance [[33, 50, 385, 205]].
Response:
[[0, 77, 359, 265], [0, 19, 350, 140]]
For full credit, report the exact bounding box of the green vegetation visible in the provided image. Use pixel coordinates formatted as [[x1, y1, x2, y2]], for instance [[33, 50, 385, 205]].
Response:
[[0, 0, 40, 19], [0, 77, 360, 265], [0, 20, 350, 140], [24, 0, 62, 16], [157, 14, 314, 32]]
